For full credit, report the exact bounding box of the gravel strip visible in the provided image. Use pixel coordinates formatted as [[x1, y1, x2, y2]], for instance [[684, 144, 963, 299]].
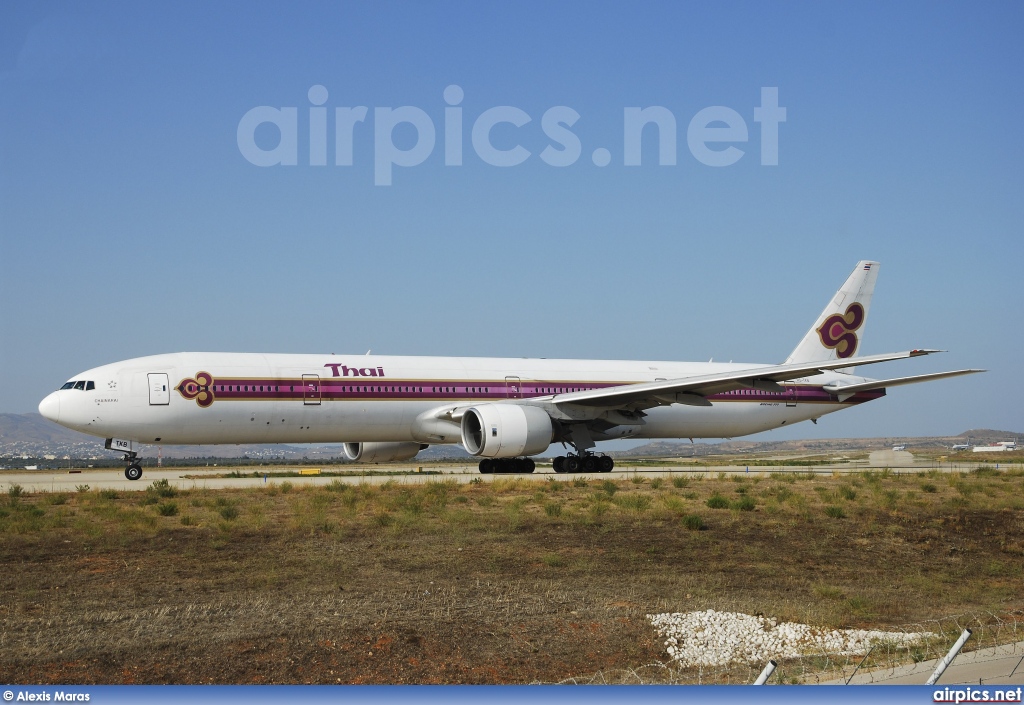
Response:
[[648, 610, 936, 667]]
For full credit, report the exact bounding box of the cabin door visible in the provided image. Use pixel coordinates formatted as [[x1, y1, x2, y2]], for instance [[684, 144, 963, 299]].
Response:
[[148, 373, 170, 405], [785, 384, 798, 407], [302, 374, 321, 405], [505, 376, 522, 399]]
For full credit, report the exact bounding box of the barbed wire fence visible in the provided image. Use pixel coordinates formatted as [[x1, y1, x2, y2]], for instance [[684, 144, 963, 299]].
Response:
[[540, 609, 1024, 685]]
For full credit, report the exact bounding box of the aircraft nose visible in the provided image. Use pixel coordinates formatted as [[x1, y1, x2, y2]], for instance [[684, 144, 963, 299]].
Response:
[[38, 392, 61, 423]]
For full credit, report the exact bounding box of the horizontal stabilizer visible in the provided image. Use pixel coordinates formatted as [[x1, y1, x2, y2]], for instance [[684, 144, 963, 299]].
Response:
[[822, 369, 985, 394]]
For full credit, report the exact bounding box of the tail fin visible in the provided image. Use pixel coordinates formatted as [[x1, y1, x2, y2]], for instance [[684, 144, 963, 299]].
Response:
[[784, 261, 879, 365]]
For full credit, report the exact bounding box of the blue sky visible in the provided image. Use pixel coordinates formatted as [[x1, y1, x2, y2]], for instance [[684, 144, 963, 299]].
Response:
[[1, 1, 1021, 441]]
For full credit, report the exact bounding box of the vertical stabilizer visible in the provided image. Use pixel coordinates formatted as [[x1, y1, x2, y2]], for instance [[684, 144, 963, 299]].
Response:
[[784, 261, 879, 365]]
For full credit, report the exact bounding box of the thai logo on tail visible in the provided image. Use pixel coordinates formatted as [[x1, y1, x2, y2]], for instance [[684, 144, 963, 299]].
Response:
[[817, 303, 864, 358], [177, 372, 216, 407]]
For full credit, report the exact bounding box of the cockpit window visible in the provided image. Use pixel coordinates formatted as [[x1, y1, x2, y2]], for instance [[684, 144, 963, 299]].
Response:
[[73, 381, 86, 390], [60, 382, 75, 390], [86, 381, 95, 390]]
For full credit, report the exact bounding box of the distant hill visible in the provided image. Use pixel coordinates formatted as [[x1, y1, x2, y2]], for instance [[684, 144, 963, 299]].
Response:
[[612, 429, 1022, 458], [0, 413, 91, 445]]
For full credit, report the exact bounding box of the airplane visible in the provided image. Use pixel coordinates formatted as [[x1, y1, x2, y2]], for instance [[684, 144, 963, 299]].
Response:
[[37, 261, 982, 480]]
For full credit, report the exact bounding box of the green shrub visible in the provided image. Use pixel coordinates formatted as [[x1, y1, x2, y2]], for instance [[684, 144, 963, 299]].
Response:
[[544, 501, 563, 517], [8, 484, 24, 500], [75, 484, 90, 493], [733, 496, 756, 512], [572, 477, 589, 488], [614, 493, 651, 512], [325, 479, 349, 492], [921, 483, 938, 493], [706, 494, 730, 509], [541, 553, 565, 567], [650, 478, 663, 490], [661, 495, 686, 515], [588, 501, 610, 520], [813, 584, 846, 600], [181, 515, 197, 526], [825, 505, 846, 519], [46, 493, 69, 506], [219, 505, 239, 520], [671, 475, 689, 489], [839, 485, 857, 501], [148, 479, 177, 498], [682, 514, 706, 531], [630, 474, 646, 485], [280, 481, 294, 494], [157, 501, 179, 516], [99, 489, 119, 500], [600, 479, 618, 496]]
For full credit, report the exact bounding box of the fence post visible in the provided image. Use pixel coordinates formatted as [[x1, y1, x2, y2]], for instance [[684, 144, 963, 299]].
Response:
[[926, 628, 972, 685], [753, 659, 777, 685], [845, 644, 876, 684]]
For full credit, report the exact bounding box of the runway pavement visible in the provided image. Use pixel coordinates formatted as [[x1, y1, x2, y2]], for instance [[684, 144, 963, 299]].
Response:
[[0, 458, 1005, 493]]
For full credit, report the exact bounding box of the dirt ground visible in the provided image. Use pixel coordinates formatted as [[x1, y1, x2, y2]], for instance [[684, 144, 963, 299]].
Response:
[[2, 470, 1023, 684]]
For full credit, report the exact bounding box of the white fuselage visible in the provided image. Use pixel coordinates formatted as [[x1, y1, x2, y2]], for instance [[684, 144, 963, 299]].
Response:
[[38, 352, 881, 448]]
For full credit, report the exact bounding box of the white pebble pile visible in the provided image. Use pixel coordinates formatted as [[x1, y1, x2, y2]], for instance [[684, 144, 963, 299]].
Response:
[[647, 610, 935, 667]]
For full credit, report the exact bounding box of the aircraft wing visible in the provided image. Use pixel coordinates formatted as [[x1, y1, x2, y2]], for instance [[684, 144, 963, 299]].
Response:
[[821, 369, 985, 395], [548, 349, 945, 409]]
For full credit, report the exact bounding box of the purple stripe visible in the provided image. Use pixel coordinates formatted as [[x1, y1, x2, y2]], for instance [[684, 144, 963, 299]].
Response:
[[185, 377, 880, 404]]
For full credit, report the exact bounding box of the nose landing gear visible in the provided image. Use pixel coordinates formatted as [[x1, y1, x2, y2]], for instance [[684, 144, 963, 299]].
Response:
[[123, 452, 143, 481]]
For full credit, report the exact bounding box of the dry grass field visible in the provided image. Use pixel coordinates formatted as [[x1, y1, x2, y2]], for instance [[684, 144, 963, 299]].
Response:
[[2, 466, 1023, 684]]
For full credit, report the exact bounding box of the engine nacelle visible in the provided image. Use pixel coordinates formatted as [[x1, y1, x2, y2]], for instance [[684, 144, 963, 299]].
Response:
[[460, 404, 553, 458], [343, 442, 427, 463]]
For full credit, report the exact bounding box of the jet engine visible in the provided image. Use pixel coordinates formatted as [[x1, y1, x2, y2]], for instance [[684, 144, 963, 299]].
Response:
[[460, 404, 553, 458], [342, 442, 427, 463]]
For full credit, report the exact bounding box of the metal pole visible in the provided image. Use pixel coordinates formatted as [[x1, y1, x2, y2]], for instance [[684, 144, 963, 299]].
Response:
[[926, 628, 972, 685], [846, 644, 876, 684], [753, 659, 777, 685]]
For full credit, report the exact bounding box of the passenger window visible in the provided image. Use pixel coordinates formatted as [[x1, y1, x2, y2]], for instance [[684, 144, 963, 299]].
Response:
[[86, 381, 95, 390]]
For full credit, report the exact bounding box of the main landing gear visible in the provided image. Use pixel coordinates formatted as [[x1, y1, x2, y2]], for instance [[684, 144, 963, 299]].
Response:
[[123, 452, 143, 481], [478, 457, 536, 474], [552, 453, 614, 473]]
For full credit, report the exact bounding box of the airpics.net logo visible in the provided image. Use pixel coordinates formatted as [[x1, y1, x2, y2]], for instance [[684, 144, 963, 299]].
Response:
[[236, 85, 786, 186]]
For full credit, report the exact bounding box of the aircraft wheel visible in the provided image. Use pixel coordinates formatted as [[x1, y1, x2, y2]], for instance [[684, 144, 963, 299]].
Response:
[[582, 455, 598, 472], [552, 456, 565, 473], [564, 456, 581, 473], [599, 455, 615, 473], [479, 459, 494, 474], [125, 464, 143, 481], [521, 458, 536, 474]]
